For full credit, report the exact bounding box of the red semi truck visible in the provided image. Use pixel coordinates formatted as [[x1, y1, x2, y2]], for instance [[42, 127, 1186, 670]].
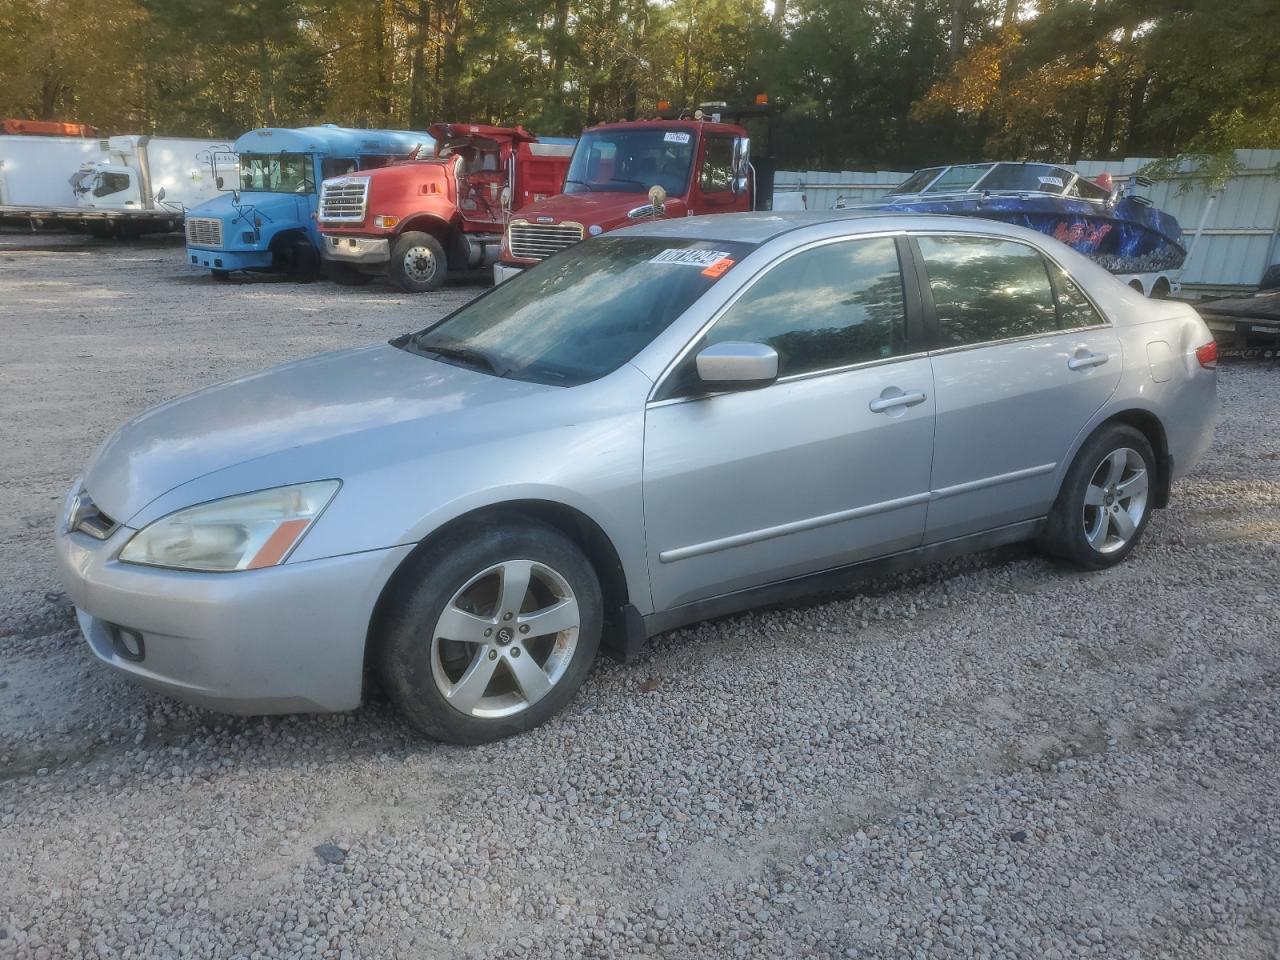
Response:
[[317, 123, 572, 291], [493, 102, 776, 283]]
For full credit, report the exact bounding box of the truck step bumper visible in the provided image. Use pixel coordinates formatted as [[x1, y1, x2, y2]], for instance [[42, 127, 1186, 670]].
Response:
[[323, 235, 390, 265]]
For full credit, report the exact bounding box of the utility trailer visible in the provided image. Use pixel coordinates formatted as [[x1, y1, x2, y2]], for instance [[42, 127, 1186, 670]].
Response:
[[1195, 291, 1280, 362]]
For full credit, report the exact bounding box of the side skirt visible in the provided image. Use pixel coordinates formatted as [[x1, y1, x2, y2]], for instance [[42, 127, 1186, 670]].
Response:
[[638, 517, 1046, 641]]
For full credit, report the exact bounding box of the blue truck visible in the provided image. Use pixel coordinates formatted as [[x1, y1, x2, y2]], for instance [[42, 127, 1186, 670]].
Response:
[[184, 125, 430, 281]]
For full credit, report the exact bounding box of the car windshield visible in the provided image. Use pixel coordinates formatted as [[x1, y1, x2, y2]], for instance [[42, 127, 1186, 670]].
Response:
[[402, 236, 755, 386], [563, 128, 696, 195], [977, 163, 1074, 195], [238, 152, 315, 193]]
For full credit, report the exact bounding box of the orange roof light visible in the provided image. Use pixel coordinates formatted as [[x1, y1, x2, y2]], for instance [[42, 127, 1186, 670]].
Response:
[[755, 93, 769, 105], [656, 100, 671, 111]]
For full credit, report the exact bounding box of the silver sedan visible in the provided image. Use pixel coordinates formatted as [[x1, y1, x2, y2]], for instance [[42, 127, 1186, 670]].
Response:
[[56, 212, 1218, 743]]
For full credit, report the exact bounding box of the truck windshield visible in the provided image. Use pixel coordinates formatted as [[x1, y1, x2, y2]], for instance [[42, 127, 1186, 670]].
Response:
[[564, 129, 695, 196], [401, 236, 755, 386], [238, 153, 315, 193]]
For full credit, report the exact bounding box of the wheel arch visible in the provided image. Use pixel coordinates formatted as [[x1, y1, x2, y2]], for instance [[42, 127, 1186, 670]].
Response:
[[363, 499, 632, 683], [1064, 409, 1171, 510], [265, 225, 311, 252], [397, 213, 456, 243]]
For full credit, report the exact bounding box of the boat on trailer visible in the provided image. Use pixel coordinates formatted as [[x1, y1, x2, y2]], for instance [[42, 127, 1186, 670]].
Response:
[[852, 162, 1186, 293]]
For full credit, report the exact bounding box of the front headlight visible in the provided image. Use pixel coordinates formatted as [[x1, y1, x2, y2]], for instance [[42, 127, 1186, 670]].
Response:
[[119, 480, 340, 572]]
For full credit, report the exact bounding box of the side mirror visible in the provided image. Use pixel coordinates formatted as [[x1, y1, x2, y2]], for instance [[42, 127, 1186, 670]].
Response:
[[216, 176, 224, 190], [695, 341, 778, 391], [155, 187, 166, 202]]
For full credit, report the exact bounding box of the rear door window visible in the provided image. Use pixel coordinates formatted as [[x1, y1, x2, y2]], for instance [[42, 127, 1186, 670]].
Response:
[[916, 235, 1058, 347]]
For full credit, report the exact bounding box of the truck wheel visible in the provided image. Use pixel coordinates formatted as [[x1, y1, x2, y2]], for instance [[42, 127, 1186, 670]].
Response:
[[328, 263, 374, 286], [210, 269, 231, 282], [284, 239, 321, 282], [376, 516, 602, 744], [390, 231, 446, 293]]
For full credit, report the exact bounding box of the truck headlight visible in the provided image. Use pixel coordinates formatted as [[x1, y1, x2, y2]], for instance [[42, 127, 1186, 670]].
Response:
[[119, 481, 340, 572]]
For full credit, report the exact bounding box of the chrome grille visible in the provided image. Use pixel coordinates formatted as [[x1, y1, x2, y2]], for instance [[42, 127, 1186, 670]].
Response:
[[319, 178, 369, 223], [508, 221, 584, 261], [185, 217, 223, 247]]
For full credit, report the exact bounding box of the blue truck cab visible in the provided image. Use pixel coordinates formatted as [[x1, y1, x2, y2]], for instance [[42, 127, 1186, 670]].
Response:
[[184, 125, 429, 280]]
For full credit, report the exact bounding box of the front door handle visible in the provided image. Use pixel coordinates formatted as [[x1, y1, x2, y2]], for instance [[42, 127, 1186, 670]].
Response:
[[869, 390, 927, 414], [1068, 351, 1109, 371]]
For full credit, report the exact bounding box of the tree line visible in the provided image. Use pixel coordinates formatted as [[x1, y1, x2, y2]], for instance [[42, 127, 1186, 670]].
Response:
[[1, 0, 1276, 172]]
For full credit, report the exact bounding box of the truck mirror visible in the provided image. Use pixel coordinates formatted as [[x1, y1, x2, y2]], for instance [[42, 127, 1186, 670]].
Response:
[[216, 176, 224, 190], [155, 187, 166, 203]]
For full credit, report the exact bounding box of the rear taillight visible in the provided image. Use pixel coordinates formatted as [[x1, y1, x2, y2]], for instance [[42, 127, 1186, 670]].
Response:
[[1195, 340, 1219, 369]]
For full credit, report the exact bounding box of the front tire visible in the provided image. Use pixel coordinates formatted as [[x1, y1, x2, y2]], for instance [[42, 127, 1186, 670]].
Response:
[[210, 269, 231, 282], [377, 517, 602, 744], [1039, 424, 1156, 570], [389, 231, 447, 293]]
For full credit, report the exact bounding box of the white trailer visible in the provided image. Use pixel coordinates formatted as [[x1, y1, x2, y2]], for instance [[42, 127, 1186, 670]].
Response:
[[0, 134, 236, 237], [0, 135, 105, 206]]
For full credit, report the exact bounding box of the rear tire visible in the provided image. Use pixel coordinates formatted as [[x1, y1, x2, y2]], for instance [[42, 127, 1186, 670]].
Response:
[[210, 269, 231, 282], [389, 231, 447, 293], [1038, 424, 1156, 570], [376, 517, 602, 744]]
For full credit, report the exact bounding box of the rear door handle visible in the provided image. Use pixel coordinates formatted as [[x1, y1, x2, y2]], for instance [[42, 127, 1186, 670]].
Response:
[[1068, 351, 1109, 370], [869, 390, 927, 413]]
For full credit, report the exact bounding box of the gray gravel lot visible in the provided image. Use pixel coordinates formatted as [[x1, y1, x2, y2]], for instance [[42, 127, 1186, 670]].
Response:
[[1, 231, 1278, 959]]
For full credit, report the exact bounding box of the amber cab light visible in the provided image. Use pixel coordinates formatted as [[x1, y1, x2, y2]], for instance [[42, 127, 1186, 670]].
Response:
[[1195, 341, 1219, 369]]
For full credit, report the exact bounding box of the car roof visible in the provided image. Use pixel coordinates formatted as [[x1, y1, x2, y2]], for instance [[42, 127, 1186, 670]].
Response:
[[622, 209, 1066, 246]]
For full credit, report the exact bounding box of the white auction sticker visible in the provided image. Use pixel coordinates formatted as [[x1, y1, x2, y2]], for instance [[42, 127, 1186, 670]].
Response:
[[650, 248, 732, 266], [1038, 176, 1064, 187], [664, 131, 691, 144]]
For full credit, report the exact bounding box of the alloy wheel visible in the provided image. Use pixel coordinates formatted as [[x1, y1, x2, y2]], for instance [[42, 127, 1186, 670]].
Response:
[[1081, 447, 1149, 554], [429, 560, 580, 719]]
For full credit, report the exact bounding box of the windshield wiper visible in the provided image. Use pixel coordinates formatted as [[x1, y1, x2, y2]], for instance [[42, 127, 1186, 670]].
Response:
[[412, 339, 504, 376], [608, 177, 648, 188]]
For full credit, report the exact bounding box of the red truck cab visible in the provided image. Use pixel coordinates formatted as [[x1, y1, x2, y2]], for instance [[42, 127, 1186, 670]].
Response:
[[318, 123, 571, 292], [494, 115, 759, 283]]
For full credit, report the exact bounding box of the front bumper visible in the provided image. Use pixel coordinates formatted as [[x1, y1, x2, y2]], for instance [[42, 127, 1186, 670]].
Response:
[[322, 235, 390, 265], [493, 262, 525, 285], [186, 247, 272, 272], [55, 514, 413, 715]]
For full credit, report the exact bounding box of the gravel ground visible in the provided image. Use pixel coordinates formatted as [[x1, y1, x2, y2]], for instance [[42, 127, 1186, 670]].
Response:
[[1, 232, 1278, 959]]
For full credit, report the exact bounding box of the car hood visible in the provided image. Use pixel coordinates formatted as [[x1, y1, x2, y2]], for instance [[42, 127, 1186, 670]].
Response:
[[518, 190, 688, 230], [83, 343, 552, 524]]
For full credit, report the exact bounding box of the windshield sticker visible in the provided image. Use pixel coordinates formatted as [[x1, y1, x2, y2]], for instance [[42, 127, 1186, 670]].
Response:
[[650, 248, 732, 267], [700, 257, 735, 278], [664, 132, 691, 144], [1038, 176, 1065, 187]]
